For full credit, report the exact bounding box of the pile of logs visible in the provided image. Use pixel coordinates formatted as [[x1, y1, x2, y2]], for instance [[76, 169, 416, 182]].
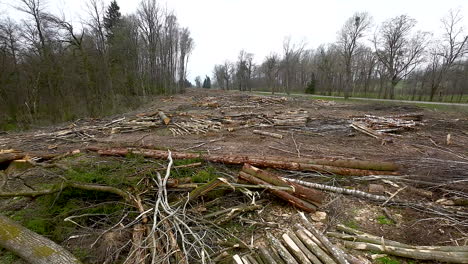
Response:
[[234, 213, 356, 264], [170, 118, 222, 136], [270, 110, 308, 126], [329, 224, 468, 263], [351, 114, 423, 140]]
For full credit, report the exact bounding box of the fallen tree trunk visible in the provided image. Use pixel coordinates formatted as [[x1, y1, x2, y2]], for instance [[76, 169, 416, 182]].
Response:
[[241, 164, 324, 205], [0, 215, 82, 264], [253, 130, 284, 139], [88, 147, 398, 176], [238, 171, 317, 212], [158, 111, 171, 125]]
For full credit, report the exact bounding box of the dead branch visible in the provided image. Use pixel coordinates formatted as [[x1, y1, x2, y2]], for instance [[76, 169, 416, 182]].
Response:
[[238, 171, 317, 212]]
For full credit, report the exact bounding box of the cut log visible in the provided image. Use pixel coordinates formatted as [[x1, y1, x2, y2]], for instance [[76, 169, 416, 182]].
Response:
[[158, 111, 171, 125], [267, 233, 299, 264], [334, 224, 468, 252], [258, 247, 280, 264], [0, 215, 82, 264], [242, 164, 324, 205], [282, 233, 313, 264], [89, 147, 399, 176], [239, 171, 317, 212], [288, 231, 323, 264], [294, 228, 337, 264], [343, 241, 468, 263], [253, 130, 284, 139], [299, 212, 350, 264]]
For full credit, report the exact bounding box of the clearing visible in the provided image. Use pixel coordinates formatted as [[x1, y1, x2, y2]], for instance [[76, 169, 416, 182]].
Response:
[[0, 88, 467, 264]]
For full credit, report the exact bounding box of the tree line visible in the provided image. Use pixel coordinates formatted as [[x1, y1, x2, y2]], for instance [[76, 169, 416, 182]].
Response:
[[210, 10, 468, 102], [0, 0, 193, 129]]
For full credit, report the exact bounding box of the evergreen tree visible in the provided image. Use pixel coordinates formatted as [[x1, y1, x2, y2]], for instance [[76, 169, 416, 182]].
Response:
[[202, 76, 211, 89], [104, 0, 122, 40]]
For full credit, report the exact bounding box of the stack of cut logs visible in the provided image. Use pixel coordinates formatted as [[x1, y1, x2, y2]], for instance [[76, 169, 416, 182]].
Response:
[[170, 118, 222, 136], [233, 213, 357, 264], [351, 114, 423, 140], [270, 110, 309, 126]]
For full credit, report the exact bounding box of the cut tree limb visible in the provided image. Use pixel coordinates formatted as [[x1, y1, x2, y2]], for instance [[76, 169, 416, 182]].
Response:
[[238, 171, 317, 212], [267, 233, 299, 264], [343, 241, 468, 263], [242, 164, 324, 205], [0, 215, 82, 264], [253, 130, 284, 139], [299, 212, 350, 264]]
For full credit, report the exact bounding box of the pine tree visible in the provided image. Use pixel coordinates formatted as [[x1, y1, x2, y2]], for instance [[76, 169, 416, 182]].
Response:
[[104, 0, 122, 40], [202, 76, 211, 89]]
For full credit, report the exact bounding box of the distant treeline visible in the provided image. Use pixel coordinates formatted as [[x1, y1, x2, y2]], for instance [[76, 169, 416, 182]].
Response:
[[0, 0, 193, 129], [210, 11, 468, 102]]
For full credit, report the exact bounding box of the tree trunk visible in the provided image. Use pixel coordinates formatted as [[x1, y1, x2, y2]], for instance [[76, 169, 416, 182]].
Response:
[[0, 215, 82, 264]]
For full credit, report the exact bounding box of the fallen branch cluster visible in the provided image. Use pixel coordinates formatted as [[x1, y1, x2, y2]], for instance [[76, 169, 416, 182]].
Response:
[[351, 113, 423, 141], [239, 164, 324, 212], [329, 224, 468, 263]]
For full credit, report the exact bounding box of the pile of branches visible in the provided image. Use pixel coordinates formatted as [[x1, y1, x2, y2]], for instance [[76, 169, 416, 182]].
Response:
[[235, 213, 359, 264], [351, 113, 423, 140]]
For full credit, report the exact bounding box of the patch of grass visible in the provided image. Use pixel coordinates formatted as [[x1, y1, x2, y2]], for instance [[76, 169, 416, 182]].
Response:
[[376, 256, 400, 264], [377, 215, 393, 225], [344, 220, 360, 229], [192, 167, 218, 183], [0, 250, 19, 264]]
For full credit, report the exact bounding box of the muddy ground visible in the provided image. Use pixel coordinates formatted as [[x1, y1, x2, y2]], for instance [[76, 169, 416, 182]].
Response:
[[1, 88, 467, 263]]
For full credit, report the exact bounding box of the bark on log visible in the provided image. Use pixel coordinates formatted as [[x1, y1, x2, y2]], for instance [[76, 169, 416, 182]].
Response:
[[294, 227, 337, 264], [89, 148, 398, 176], [253, 130, 284, 139], [158, 111, 171, 125], [282, 232, 313, 264], [334, 224, 468, 252], [343, 241, 468, 263], [242, 164, 324, 205], [238, 171, 317, 212], [299, 212, 350, 264], [258, 247, 280, 264], [287, 179, 394, 202], [266, 233, 299, 264], [0, 215, 82, 264], [0, 153, 25, 165], [288, 230, 326, 264]]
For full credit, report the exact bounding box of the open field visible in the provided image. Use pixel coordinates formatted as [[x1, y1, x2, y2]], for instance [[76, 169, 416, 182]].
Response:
[[1, 88, 467, 263]]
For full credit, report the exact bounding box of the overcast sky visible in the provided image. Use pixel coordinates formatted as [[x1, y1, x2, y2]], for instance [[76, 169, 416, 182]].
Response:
[[1, 0, 467, 82]]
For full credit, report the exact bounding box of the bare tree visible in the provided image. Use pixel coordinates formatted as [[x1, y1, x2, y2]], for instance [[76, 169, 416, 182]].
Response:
[[373, 15, 429, 99], [427, 9, 468, 101], [338, 12, 372, 99], [262, 53, 280, 94], [282, 37, 305, 94]]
